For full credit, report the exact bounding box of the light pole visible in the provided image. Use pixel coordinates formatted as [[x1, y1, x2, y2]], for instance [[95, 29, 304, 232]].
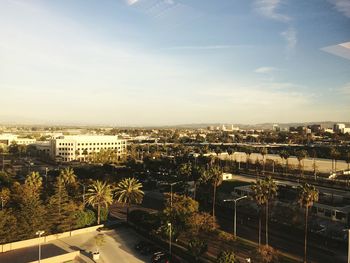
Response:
[[36, 230, 45, 263], [168, 222, 172, 260], [224, 196, 248, 237]]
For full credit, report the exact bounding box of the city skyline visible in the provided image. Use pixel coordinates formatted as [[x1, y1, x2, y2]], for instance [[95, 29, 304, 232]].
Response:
[[1, 0, 350, 125]]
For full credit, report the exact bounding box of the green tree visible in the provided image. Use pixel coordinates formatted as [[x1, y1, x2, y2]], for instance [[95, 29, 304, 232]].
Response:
[[163, 194, 199, 234], [188, 238, 208, 262], [298, 184, 319, 263], [217, 251, 236, 263], [114, 178, 144, 223], [25, 171, 42, 195], [0, 187, 10, 209], [47, 177, 79, 233], [178, 162, 192, 181], [0, 209, 18, 243], [12, 182, 47, 240], [86, 180, 113, 224]]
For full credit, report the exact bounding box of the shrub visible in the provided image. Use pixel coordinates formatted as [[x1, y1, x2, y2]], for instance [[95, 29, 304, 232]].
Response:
[[75, 209, 96, 228], [217, 250, 236, 263]]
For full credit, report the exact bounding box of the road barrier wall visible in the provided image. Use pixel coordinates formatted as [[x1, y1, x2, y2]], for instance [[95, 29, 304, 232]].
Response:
[[28, 251, 80, 263], [0, 224, 103, 253]]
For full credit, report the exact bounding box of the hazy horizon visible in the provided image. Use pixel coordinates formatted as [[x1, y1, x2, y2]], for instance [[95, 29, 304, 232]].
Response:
[[1, 0, 350, 125]]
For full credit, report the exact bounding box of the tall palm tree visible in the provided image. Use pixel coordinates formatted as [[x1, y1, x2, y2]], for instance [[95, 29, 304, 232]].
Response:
[[260, 147, 268, 175], [330, 147, 340, 173], [251, 180, 265, 246], [86, 180, 114, 224], [251, 177, 277, 246], [245, 146, 253, 170], [114, 178, 144, 223], [298, 184, 319, 263], [209, 166, 222, 224], [296, 150, 307, 178], [279, 150, 289, 175]]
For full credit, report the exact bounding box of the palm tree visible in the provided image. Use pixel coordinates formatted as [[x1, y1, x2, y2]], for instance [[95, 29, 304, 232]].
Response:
[[251, 180, 265, 246], [251, 177, 277, 246], [25, 171, 42, 192], [245, 146, 253, 170], [260, 147, 268, 175], [60, 167, 77, 185], [86, 180, 114, 224], [209, 166, 223, 224], [298, 184, 319, 263], [330, 147, 341, 173], [296, 150, 307, 178], [279, 150, 288, 175], [114, 178, 144, 223], [191, 165, 205, 200]]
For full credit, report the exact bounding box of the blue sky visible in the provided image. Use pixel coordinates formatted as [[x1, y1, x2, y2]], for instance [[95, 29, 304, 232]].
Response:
[[0, 0, 349, 126]]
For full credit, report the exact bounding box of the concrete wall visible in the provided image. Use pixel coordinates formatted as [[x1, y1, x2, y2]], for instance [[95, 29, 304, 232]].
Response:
[[0, 224, 103, 253], [28, 251, 80, 263]]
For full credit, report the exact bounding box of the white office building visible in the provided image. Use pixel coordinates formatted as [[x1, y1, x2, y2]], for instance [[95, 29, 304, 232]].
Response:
[[0, 134, 36, 146], [50, 135, 127, 162]]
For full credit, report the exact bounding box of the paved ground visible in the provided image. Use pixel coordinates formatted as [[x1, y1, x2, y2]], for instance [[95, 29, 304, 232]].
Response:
[[222, 152, 349, 173], [0, 227, 149, 263]]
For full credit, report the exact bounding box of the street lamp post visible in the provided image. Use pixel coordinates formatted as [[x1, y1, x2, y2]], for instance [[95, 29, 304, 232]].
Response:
[[168, 222, 172, 260], [36, 230, 45, 263], [224, 196, 248, 237]]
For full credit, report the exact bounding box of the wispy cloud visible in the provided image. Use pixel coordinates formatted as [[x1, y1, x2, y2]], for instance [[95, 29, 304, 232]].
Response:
[[254, 0, 297, 53], [163, 45, 252, 50], [254, 66, 277, 74], [328, 0, 350, 17], [281, 27, 297, 51], [126, 0, 139, 6], [254, 0, 290, 22]]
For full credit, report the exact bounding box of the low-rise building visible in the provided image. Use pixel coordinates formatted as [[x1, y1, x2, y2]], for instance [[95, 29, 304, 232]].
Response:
[[50, 135, 127, 162], [0, 134, 36, 146]]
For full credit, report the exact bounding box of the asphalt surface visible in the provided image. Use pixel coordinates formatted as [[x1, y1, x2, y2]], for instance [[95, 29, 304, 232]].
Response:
[[132, 190, 349, 263], [0, 227, 150, 263]]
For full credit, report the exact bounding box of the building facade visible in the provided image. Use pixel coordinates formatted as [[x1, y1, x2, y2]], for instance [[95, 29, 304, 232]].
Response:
[[50, 135, 127, 162], [0, 134, 36, 146]]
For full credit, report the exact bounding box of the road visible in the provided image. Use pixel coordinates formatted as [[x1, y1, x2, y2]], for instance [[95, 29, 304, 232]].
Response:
[[0, 227, 149, 263], [220, 152, 349, 173], [133, 190, 348, 263]]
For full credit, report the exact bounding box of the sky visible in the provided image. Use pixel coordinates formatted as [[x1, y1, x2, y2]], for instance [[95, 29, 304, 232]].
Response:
[[0, 0, 350, 126]]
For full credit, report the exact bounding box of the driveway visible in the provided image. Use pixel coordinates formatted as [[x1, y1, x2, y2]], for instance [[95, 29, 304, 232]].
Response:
[[0, 226, 149, 263]]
